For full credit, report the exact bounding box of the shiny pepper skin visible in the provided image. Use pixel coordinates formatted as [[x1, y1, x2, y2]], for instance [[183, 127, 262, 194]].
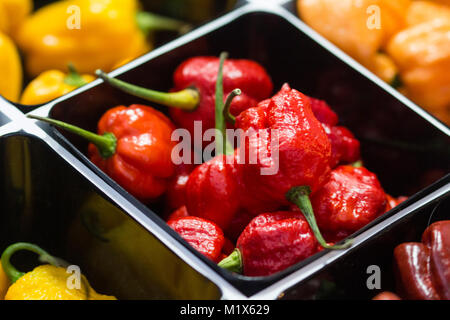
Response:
[[167, 216, 225, 262], [394, 221, 450, 300], [186, 84, 332, 230], [169, 56, 273, 138], [5, 265, 116, 300], [237, 212, 318, 277], [88, 104, 176, 202], [311, 165, 388, 236]]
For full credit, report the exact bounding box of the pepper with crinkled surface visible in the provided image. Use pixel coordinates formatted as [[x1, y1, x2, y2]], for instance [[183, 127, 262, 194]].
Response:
[[188, 81, 353, 250], [1, 243, 116, 300], [310, 165, 388, 238], [29, 104, 177, 202], [394, 220, 450, 300], [219, 212, 319, 276], [97, 55, 273, 140], [16, 0, 189, 76], [167, 216, 225, 262]]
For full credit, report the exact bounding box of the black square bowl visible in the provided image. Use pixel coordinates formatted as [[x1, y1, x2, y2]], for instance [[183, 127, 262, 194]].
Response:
[[25, 2, 450, 299]]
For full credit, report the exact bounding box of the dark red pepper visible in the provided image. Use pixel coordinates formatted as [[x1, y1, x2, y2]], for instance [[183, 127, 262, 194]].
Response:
[[218, 211, 319, 276], [166, 205, 189, 222], [308, 97, 360, 168], [96, 56, 273, 139], [167, 216, 225, 262], [393, 220, 450, 300]]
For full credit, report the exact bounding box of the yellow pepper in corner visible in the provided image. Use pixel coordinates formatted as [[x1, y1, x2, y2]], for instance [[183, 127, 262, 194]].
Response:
[[0, 32, 22, 102], [20, 65, 95, 105], [1, 242, 116, 300], [0, 0, 33, 40], [16, 0, 190, 77]]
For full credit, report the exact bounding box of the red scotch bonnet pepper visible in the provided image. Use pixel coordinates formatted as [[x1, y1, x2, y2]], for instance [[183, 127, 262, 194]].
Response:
[[28, 104, 177, 202]]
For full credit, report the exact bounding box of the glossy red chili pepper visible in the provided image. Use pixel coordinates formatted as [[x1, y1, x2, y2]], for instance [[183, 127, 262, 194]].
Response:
[[309, 97, 338, 126], [218, 212, 319, 276], [311, 165, 388, 236], [385, 194, 408, 212], [167, 216, 225, 262], [394, 243, 441, 300], [96, 56, 273, 139], [29, 104, 177, 202]]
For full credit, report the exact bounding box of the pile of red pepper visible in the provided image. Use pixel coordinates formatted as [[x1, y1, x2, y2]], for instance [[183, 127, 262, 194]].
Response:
[[29, 52, 407, 278]]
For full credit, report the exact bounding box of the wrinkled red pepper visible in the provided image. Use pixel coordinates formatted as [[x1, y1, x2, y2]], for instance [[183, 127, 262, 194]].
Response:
[[187, 82, 352, 250], [310, 165, 388, 239], [394, 220, 450, 300], [218, 211, 319, 276], [96, 56, 273, 139], [29, 105, 177, 202], [167, 216, 225, 262]]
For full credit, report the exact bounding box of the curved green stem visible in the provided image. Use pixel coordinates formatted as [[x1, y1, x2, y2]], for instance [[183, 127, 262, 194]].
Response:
[[223, 89, 240, 126], [95, 70, 200, 111], [136, 11, 192, 36], [215, 52, 240, 156], [1, 243, 67, 283], [286, 186, 353, 250], [218, 249, 242, 274], [64, 63, 88, 88], [27, 115, 117, 159]]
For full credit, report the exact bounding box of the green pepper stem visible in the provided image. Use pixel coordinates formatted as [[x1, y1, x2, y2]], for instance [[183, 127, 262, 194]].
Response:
[[27, 115, 117, 159], [1, 243, 67, 283], [215, 52, 240, 156], [95, 69, 200, 111], [223, 89, 239, 126], [136, 11, 192, 36], [286, 186, 353, 250], [218, 249, 243, 274], [64, 63, 88, 88]]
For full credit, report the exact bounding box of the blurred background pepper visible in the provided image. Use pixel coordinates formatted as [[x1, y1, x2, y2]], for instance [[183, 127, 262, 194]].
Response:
[[297, 0, 450, 125], [0, 32, 22, 102]]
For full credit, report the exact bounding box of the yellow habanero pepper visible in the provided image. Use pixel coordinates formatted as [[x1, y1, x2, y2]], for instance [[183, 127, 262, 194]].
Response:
[[0, 0, 32, 39], [297, 0, 410, 84], [20, 65, 95, 105], [1, 242, 116, 300], [16, 0, 190, 77], [0, 32, 22, 102]]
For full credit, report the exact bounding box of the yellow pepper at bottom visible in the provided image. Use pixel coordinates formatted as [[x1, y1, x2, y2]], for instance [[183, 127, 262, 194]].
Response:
[[1, 242, 116, 300]]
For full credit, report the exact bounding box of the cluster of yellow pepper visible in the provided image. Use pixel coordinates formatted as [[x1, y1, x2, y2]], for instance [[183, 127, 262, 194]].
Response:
[[0, 0, 188, 106], [298, 0, 450, 125]]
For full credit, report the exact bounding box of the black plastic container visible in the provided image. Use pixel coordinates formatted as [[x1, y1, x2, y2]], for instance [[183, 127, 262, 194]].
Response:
[[3, 1, 450, 299]]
